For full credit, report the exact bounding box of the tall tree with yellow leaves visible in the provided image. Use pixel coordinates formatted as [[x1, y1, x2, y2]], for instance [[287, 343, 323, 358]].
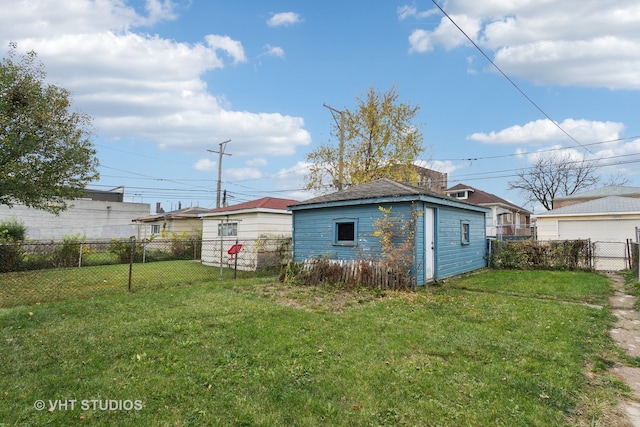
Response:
[[305, 84, 426, 194]]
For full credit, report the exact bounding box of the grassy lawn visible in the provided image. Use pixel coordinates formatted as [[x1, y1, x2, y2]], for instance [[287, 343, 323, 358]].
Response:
[[0, 260, 262, 308], [0, 268, 633, 426]]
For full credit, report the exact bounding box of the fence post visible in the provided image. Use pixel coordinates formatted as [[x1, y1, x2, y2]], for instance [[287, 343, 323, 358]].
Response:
[[637, 243, 640, 282], [78, 243, 83, 268], [128, 236, 135, 292], [233, 239, 239, 279]]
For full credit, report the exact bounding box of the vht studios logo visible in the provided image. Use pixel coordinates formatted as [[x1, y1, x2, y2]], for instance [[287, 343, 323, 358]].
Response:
[[34, 399, 143, 411]]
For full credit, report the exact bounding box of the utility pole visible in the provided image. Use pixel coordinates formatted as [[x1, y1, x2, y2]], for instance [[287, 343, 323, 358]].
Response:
[[207, 139, 231, 208], [323, 103, 345, 191]]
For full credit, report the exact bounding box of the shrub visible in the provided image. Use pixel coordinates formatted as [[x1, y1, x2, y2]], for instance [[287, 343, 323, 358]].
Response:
[[0, 242, 24, 272], [51, 234, 87, 268], [489, 239, 592, 271], [169, 232, 201, 260], [0, 217, 27, 241], [0, 218, 27, 272], [108, 238, 143, 263]]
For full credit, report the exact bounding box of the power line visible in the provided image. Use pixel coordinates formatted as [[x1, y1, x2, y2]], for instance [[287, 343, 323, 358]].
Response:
[[430, 135, 640, 162], [430, 0, 596, 156]]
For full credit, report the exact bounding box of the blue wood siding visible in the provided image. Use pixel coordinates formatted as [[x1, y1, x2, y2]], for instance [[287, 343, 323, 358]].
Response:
[[293, 203, 417, 262], [292, 199, 487, 285], [433, 206, 486, 280]]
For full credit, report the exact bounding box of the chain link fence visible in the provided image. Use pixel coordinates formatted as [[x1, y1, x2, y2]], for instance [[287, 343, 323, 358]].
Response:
[[487, 239, 636, 272], [0, 237, 291, 308]]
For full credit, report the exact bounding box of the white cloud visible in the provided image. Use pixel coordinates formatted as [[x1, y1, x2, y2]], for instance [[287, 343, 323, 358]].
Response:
[[414, 159, 462, 175], [246, 158, 268, 167], [143, 0, 178, 25], [409, 14, 482, 53], [397, 4, 439, 21], [267, 12, 303, 28], [193, 158, 216, 172], [0, 1, 311, 158], [263, 44, 285, 58], [467, 119, 625, 145], [405, 1, 640, 89], [226, 167, 263, 181], [205, 34, 247, 64]]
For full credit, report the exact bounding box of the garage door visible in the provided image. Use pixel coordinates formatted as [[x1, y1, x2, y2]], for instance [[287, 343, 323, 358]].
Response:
[[557, 219, 639, 241]]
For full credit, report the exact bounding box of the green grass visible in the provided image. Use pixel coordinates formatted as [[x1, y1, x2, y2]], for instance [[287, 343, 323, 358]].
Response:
[[0, 260, 263, 308], [445, 269, 611, 305], [0, 268, 631, 426]]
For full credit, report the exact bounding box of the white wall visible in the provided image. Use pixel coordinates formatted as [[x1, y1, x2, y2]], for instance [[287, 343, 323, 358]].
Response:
[[0, 199, 150, 240], [201, 211, 292, 241], [536, 215, 640, 242], [200, 211, 292, 268]]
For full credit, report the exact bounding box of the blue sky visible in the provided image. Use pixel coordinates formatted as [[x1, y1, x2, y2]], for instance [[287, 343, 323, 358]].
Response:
[[2, 0, 639, 214]]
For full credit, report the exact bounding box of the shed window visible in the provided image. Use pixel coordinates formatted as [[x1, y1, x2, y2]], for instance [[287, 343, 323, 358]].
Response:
[[334, 219, 357, 245], [461, 221, 470, 245], [150, 224, 161, 234]]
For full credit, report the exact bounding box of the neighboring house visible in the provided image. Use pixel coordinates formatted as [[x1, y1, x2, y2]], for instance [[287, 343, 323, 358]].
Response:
[[0, 187, 150, 240], [446, 183, 532, 239], [535, 196, 640, 270], [133, 205, 209, 239], [199, 197, 298, 270], [289, 178, 488, 284], [536, 196, 640, 242], [552, 186, 640, 209]]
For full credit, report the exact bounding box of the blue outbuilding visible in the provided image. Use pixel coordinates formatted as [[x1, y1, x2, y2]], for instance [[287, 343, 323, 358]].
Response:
[[289, 178, 489, 284]]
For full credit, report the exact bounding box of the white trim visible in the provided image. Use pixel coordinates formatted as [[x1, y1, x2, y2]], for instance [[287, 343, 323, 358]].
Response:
[[200, 208, 291, 218], [535, 211, 640, 219]]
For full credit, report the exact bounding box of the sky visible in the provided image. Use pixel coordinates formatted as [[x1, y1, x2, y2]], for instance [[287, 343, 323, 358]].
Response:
[[2, 0, 640, 214]]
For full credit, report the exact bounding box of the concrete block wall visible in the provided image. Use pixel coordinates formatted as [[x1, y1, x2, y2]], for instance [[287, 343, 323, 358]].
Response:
[[0, 200, 150, 240]]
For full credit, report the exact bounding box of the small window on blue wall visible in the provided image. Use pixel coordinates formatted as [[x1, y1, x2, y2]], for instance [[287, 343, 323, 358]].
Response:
[[334, 220, 356, 245], [461, 221, 470, 245]]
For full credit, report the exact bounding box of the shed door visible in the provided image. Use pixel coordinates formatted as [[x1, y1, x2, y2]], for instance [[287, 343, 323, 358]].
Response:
[[425, 208, 434, 281]]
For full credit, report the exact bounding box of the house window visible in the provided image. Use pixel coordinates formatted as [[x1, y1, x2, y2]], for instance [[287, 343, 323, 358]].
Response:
[[217, 222, 238, 237], [461, 221, 470, 245], [450, 191, 467, 199], [334, 219, 357, 245], [150, 224, 161, 234]]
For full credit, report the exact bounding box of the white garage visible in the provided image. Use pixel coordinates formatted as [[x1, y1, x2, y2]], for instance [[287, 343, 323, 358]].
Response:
[[536, 196, 640, 242], [535, 196, 640, 270]]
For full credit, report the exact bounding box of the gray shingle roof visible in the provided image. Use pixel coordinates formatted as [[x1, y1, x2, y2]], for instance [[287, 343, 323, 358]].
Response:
[[536, 196, 640, 216], [292, 178, 445, 206], [555, 186, 640, 200]]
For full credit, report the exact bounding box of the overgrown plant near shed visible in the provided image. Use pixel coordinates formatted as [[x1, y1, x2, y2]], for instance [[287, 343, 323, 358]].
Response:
[[282, 204, 422, 290], [372, 204, 421, 288]]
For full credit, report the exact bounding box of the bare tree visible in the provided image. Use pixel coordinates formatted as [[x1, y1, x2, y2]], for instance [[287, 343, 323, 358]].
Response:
[[508, 153, 600, 210]]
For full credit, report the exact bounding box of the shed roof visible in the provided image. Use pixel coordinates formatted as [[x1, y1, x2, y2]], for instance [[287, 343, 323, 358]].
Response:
[[536, 196, 640, 217], [290, 178, 488, 212]]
